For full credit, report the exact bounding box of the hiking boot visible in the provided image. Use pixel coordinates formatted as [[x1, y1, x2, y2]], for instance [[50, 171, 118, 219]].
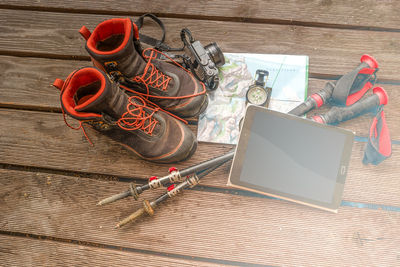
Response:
[[79, 18, 208, 118], [53, 67, 197, 163]]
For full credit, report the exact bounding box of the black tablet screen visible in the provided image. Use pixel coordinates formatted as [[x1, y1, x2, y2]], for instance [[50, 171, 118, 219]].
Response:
[[240, 110, 348, 204]]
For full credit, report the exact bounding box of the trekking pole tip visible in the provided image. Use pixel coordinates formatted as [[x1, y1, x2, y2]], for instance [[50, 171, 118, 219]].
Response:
[[115, 208, 146, 229], [97, 190, 132, 206]]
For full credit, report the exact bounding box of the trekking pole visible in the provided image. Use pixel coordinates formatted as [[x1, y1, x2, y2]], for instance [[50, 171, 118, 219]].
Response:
[[288, 81, 335, 116], [312, 87, 388, 125], [288, 54, 378, 117], [97, 150, 235, 206], [115, 157, 232, 228]]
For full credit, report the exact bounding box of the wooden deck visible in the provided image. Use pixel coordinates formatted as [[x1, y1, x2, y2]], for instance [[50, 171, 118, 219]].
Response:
[[0, 1, 399, 266]]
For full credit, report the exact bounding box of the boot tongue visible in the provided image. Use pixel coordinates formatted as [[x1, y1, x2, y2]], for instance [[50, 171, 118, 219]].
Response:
[[140, 59, 179, 94]]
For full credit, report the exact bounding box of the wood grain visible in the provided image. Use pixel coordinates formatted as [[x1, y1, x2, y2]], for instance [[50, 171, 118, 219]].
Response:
[[1, 109, 399, 206], [2, 0, 400, 30], [0, 108, 233, 183], [0, 235, 224, 267], [0, 56, 84, 110], [1, 168, 399, 266], [1, 9, 400, 80], [1, 55, 399, 139], [0, 2, 399, 266]]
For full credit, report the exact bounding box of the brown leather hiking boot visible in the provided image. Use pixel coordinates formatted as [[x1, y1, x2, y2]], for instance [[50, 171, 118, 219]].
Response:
[[79, 18, 208, 118], [53, 67, 197, 163]]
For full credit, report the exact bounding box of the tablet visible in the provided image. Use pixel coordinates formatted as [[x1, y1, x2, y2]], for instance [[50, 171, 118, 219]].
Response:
[[227, 105, 354, 212]]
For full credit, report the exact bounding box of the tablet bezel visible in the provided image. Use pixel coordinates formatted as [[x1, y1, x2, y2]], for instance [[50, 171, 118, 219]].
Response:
[[227, 105, 354, 213]]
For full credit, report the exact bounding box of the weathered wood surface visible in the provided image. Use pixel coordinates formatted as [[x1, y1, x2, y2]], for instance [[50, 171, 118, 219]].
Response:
[[1, 168, 399, 266], [1, 9, 400, 80], [0, 56, 83, 111], [1, 56, 399, 140], [1, 0, 400, 266], [0, 235, 224, 267], [1, 109, 400, 206], [2, 0, 400, 30]]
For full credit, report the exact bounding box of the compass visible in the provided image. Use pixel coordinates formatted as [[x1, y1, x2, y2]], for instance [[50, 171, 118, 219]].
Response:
[[245, 69, 272, 108]]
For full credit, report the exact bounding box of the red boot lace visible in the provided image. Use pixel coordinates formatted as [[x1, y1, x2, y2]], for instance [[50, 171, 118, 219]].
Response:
[[56, 70, 187, 145], [116, 96, 159, 135], [138, 49, 172, 91], [121, 48, 207, 100], [56, 70, 94, 146], [117, 95, 188, 134]]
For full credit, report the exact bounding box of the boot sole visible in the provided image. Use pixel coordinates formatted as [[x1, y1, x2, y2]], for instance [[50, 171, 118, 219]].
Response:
[[152, 137, 198, 164], [116, 139, 197, 164], [196, 95, 209, 117], [86, 120, 198, 164], [178, 94, 209, 119]]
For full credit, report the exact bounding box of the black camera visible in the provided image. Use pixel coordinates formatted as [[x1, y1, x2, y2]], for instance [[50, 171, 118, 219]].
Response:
[[180, 28, 225, 90], [134, 14, 225, 90]]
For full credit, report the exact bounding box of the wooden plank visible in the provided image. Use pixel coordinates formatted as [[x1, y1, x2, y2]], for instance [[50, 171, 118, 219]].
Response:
[[0, 56, 83, 110], [1, 109, 399, 205], [1, 55, 399, 140], [1, 9, 400, 80], [344, 142, 400, 207], [0, 235, 223, 267], [0, 108, 233, 183], [1, 168, 399, 266], [2, 0, 400, 30]]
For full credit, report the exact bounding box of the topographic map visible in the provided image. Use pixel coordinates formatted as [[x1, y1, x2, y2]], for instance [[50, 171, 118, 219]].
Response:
[[198, 53, 309, 145]]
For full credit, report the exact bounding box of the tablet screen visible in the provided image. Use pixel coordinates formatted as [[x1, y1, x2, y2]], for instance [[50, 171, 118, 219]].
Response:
[[228, 105, 354, 212]]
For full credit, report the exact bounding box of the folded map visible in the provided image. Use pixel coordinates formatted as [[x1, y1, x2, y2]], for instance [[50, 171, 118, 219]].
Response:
[[197, 53, 309, 145]]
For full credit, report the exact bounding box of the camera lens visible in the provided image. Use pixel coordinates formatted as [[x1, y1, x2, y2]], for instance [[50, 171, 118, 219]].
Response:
[[204, 42, 225, 67]]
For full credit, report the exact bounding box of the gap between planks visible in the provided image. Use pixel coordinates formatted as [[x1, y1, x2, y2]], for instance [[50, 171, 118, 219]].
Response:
[[1, 108, 400, 206], [1, 3, 400, 33], [0, 234, 242, 267], [1, 161, 400, 213], [0, 231, 255, 267], [1, 168, 399, 266], [1, 53, 400, 85], [1, 9, 400, 79]]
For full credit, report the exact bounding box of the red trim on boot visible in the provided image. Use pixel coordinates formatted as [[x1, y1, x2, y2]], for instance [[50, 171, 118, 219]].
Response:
[[91, 57, 107, 73], [60, 68, 105, 119], [87, 18, 132, 55], [132, 21, 140, 40], [79, 26, 92, 40], [53, 79, 65, 90]]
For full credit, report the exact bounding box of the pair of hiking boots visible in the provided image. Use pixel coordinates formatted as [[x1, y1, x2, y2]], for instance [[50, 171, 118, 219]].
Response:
[[54, 18, 208, 163]]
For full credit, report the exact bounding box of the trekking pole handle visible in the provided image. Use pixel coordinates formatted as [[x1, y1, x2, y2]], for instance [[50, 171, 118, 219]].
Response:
[[312, 87, 388, 125], [288, 82, 334, 116], [288, 54, 378, 117]]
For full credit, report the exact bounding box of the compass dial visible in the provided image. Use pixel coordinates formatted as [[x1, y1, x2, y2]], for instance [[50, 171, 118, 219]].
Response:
[[247, 86, 268, 106]]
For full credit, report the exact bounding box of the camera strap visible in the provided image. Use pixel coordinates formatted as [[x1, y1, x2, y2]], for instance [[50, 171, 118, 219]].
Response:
[[135, 13, 183, 52]]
